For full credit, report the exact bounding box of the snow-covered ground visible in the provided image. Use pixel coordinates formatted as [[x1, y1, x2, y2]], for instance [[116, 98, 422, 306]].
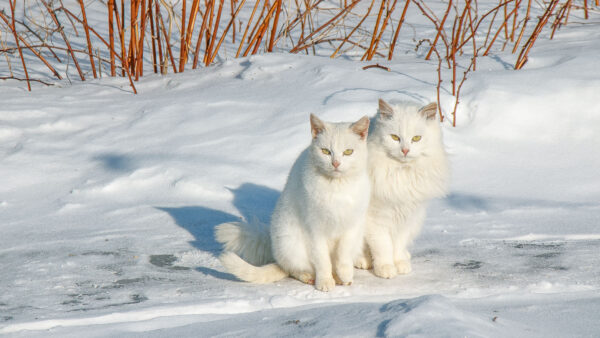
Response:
[[2, 2, 600, 337]]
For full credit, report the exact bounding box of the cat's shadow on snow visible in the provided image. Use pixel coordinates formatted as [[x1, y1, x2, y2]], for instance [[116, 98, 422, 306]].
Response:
[[156, 183, 280, 280]]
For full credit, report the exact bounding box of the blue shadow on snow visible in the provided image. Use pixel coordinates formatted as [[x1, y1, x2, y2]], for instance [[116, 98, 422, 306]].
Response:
[[156, 183, 280, 279]]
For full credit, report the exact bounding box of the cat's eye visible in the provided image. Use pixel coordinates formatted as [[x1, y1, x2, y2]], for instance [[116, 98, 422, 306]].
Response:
[[343, 149, 354, 156], [321, 148, 331, 155], [412, 135, 422, 142], [390, 134, 400, 141]]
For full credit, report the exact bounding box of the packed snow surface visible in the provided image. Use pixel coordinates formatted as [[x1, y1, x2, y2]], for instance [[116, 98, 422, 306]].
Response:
[[1, 4, 600, 337]]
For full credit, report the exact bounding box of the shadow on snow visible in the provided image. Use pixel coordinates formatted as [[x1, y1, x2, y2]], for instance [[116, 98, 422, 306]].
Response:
[[156, 183, 280, 279]]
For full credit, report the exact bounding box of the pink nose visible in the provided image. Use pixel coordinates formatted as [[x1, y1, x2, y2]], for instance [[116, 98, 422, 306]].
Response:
[[402, 148, 410, 156], [332, 160, 340, 168]]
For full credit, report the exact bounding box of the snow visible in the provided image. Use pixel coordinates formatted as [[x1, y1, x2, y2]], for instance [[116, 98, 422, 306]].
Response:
[[2, 2, 600, 337]]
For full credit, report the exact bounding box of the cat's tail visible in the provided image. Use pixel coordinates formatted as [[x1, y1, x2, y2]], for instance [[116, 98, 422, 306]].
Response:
[[214, 221, 273, 266], [219, 251, 288, 284]]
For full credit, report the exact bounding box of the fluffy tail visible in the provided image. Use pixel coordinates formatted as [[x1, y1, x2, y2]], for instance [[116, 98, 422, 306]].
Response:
[[219, 251, 288, 284], [214, 221, 273, 266]]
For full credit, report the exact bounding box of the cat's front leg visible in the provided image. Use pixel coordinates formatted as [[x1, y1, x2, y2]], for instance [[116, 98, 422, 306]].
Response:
[[335, 228, 362, 285], [366, 229, 397, 279], [393, 207, 424, 274], [354, 245, 373, 270], [310, 236, 336, 291], [394, 249, 412, 274], [392, 236, 413, 275]]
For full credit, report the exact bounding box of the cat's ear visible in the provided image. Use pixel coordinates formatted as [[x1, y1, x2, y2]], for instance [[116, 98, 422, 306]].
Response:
[[378, 99, 394, 119], [419, 102, 438, 120], [310, 114, 326, 139], [351, 116, 370, 140]]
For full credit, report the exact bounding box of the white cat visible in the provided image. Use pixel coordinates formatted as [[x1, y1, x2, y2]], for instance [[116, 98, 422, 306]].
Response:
[[357, 99, 449, 278], [216, 114, 371, 291]]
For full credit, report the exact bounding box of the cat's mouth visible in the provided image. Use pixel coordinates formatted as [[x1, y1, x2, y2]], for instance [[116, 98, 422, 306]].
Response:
[[393, 154, 415, 163], [328, 168, 345, 178]]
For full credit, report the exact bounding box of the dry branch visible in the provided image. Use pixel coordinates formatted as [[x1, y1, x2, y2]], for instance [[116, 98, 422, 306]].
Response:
[[7, 0, 31, 91], [208, 0, 249, 65], [40, 0, 85, 81], [2, 0, 597, 109], [424, 0, 453, 61], [108, 0, 116, 76], [0, 11, 62, 80], [362, 63, 390, 71], [290, 0, 361, 54], [0, 75, 54, 86], [78, 0, 97, 78], [388, 0, 411, 60], [193, 0, 215, 68], [515, 0, 560, 69]]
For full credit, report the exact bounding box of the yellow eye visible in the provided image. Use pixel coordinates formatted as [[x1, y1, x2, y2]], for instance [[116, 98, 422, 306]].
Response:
[[343, 149, 354, 156], [412, 135, 422, 142], [321, 148, 331, 155], [390, 134, 400, 141]]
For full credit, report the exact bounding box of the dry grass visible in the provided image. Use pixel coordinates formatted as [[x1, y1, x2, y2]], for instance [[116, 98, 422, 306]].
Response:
[[1, 0, 597, 124]]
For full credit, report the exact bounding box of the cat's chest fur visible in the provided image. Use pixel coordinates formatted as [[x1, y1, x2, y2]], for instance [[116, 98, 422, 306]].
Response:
[[368, 145, 446, 208], [308, 170, 369, 207], [275, 148, 370, 235], [302, 167, 370, 231]]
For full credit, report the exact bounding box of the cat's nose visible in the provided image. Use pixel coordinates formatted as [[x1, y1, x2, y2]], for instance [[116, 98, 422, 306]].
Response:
[[402, 148, 410, 156], [332, 160, 341, 168]]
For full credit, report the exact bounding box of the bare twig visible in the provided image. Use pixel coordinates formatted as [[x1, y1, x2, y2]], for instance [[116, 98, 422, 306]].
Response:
[[0, 76, 55, 86], [515, 0, 559, 69], [362, 63, 390, 71], [388, 0, 411, 60], [331, 0, 375, 59], [78, 0, 97, 78], [424, 0, 453, 61], [208, 0, 249, 64], [290, 0, 361, 54], [7, 0, 31, 91], [206, 0, 226, 64], [193, 0, 215, 68], [235, 0, 260, 58], [0, 11, 62, 80], [108, 0, 116, 76], [40, 0, 85, 81], [180, 0, 201, 71], [268, 0, 283, 52]]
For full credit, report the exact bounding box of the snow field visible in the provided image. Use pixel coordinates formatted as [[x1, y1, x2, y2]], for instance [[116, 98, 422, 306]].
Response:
[[1, 4, 600, 336]]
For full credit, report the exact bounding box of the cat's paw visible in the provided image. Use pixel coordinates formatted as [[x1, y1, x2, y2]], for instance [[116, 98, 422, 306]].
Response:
[[333, 273, 350, 285], [354, 256, 373, 270], [335, 265, 354, 285], [373, 264, 397, 279], [315, 276, 336, 292], [395, 260, 412, 274], [295, 272, 315, 285]]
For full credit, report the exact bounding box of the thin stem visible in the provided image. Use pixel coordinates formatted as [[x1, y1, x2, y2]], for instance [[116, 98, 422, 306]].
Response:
[[424, 0, 453, 61], [388, 0, 411, 60], [78, 0, 97, 78], [7, 0, 31, 91], [40, 0, 85, 81]]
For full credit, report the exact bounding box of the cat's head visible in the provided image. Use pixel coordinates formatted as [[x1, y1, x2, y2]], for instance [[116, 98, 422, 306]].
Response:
[[309, 114, 370, 178], [371, 99, 443, 163]]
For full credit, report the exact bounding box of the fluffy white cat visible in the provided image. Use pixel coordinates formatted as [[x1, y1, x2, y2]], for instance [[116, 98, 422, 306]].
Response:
[[216, 114, 371, 291], [357, 99, 449, 278]]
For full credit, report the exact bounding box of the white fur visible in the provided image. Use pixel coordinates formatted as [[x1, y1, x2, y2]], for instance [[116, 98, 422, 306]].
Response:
[[216, 115, 371, 291], [219, 251, 287, 284], [360, 99, 449, 278], [214, 221, 273, 266]]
